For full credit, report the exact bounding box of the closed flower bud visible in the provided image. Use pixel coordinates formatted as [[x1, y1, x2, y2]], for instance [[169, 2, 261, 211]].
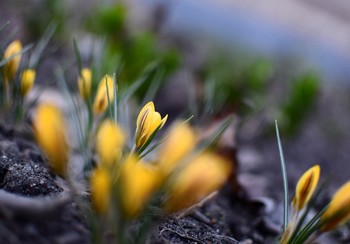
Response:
[[135, 101, 168, 148], [96, 120, 125, 166], [77, 68, 92, 101], [90, 167, 111, 215], [158, 122, 196, 176], [2, 40, 22, 82], [33, 104, 69, 177], [20, 69, 36, 97], [292, 165, 320, 211], [93, 75, 114, 115], [120, 155, 161, 218], [320, 181, 350, 232], [164, 152, 231, 213]]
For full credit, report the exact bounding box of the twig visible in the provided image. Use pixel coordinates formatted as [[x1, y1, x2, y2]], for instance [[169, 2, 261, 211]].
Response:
[[0, 189, 72, 219]]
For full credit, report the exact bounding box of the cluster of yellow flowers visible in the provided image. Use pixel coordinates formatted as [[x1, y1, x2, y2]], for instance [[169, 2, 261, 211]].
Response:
[[33, 68, 231, 222], [1, 40, 36, 97], [90, 107, 231, 218], [281, 165, 350, 243]]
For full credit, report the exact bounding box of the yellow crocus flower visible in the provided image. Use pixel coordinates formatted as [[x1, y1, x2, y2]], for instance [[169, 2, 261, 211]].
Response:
[[120, 155, 161, 218], [135, 101, 168, 148], [77, 68, 92, 101], [20, 69, 36, 97], [164, 152, 231, 213], [320, 181, 350, 232], [33, 104, 69, 177], [158, 122, 196, 176], [90, 167, 111, 215], [93, 75, 114, 115], [96, 120, 125, 166], [2, 40, 22, 82], [292, 165, 320, 211]]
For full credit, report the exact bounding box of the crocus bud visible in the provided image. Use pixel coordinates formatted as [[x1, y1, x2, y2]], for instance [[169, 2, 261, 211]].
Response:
[[2, 40, 22, 82], [320, 181, 350, 232], [158, 122, 196, 176], [135, 101, 168, 148], [90, 167, 111, 215], [93, 75, 114, 115], [77, 68, 92, 101], [20, 69, 36, 97], [164, 152, 231, 213], [96, 120, 125, 166], [120, 155, 161, 218], [33, 103, 69, 177], [292, 165, 320, 211]]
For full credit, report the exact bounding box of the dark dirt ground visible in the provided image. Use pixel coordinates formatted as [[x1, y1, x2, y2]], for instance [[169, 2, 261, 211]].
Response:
[[0, 121, 280, 244]]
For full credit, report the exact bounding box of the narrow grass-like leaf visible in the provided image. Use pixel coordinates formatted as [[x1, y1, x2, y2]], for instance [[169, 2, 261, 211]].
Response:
[[292, 205, 328, 244], [139, 116, 194, 159], [113, 73, 118, 124], [105, 76, 113, 119], [0, 21, 9, 34], [0, 44, 33, 68], [136, 123, 163, 156], [186, 73, 199, 119], [197, 115, 234, 150], [288, 177, 331, 244], [55, 67, 85, 151], [275, 120, 289, 231], [0, 27, 18, 50], [121, 61, 158, 102], [29, 23, 56, 69], [141, 69, 164, 105], [73, 38, 83, 74]]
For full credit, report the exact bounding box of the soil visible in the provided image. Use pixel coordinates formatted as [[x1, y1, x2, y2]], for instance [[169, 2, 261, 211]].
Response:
[[0, 120, 283, 243], [0, 124, 90, 244]]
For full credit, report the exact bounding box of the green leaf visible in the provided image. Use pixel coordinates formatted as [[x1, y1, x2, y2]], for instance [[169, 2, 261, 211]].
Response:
[[275, 120, 289, 232]]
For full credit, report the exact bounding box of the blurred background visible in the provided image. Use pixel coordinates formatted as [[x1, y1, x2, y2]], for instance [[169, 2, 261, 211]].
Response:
[[2, 0, 350, 201]]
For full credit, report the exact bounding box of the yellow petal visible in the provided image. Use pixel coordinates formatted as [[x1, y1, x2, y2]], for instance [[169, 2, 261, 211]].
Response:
[[135, 101, 167, 148], [93, 75, 114, 115], [164, 152, 231, 213], [158, 122, 197, 176], [320, 181, 350, 231], [20, 69, 36, 97], [2, 40, 22, 82], [292, 165, 320, 211], [90, 167, 111, 215], [120, 155, 161, 218], [78, 68, 92, 101], [96, 120, 125, 166], [33, 104, 69, 177]]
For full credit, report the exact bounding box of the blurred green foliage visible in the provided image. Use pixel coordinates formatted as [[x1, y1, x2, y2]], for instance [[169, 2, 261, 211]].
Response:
[[85, 3, 180, 99], [24, 0, 67, 41], [280, 72, 320, 135], [198, 53, 274, 117], [196, 47, 319, 135]]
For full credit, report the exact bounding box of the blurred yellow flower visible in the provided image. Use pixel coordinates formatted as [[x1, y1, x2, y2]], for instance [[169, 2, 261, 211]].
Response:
[[2, 40, 22, 82], [33, 104, 69, 177], [292, 165, 320, 211], [120, 155, 161, 218], [135, 101, 168, 148], [96, 120, 125, 166], [320, 181, 350, 231], [93, 75, 114, 115], [90, 167, 111, 215], [164, 152, 231, 213], [77, 68, 92, 101], [20, 69, 36, 97], [158, 122, 196, 176]]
